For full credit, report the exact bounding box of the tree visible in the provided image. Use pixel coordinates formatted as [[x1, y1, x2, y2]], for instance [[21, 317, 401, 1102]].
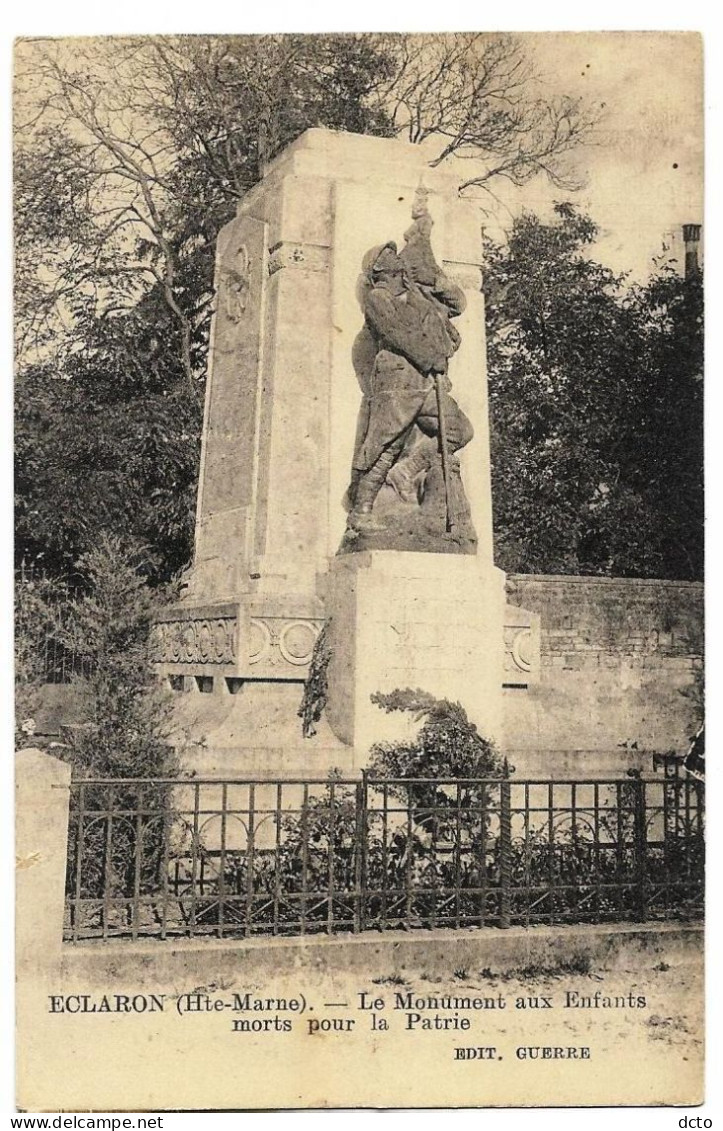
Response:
[[13, 35, 399, 581], [13, 35, 395, 382], [372, 33, 600, 193], [45, 536, 183, 924], [15, 361, 200, 581], [14, 35, 602, 583], [15, 34, 599, 380], [61, 534, 178, 779], [14, 569, 70, 748], [485, 204, 703, 580], [624, 267, 704, 580], [15, 38, 220, 397]]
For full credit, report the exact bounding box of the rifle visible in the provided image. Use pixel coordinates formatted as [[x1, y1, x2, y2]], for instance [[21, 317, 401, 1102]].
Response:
[[432, 366, 454, 533], [406, 278, 456, 535]]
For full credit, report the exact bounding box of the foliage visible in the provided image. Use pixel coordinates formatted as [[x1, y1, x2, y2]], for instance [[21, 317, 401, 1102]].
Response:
[[373, 33, 600, 191], [60, 533, 179, 779], [15, 364, 199, 582], [13, 36, 395, 380], [367, 687, 506, 782], [679, 661, 704, 736], [13, 36, 394, 581], [624, 267, 704, 580], [485, 204, 703, 579], [14, 571, 70, 748], [277, 781, 360, 894], [298, 620, 333, 738], [14, 34, 598, 369], [57, 536, 181, 922], [364, 689, 507, 873]]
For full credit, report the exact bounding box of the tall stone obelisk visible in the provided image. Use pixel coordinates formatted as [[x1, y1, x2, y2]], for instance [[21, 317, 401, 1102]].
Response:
[[153, 128, 512, 774]]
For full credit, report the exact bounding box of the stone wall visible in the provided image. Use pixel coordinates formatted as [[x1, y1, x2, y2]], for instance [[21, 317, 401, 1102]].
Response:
[[504, 574, 703, 773]]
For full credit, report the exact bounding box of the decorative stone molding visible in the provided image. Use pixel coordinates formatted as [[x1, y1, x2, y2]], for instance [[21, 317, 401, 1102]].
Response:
[[150, 616, 237, 666], [511, 628, 533, 673], [248, 616, 324, 671], [267, 241, 330, 277], [152, 603, 323, 676], [503, 606, 541, 685]]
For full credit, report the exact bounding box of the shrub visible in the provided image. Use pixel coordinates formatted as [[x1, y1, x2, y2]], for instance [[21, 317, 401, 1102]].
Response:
[[63, 533, 178, 779], [61, 535, 180, 928], [14, 570, 65, 748], [367, 687, 506, 782]]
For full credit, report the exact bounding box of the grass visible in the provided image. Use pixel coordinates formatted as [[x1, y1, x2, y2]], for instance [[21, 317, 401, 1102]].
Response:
[[479, 953, 594, 982]]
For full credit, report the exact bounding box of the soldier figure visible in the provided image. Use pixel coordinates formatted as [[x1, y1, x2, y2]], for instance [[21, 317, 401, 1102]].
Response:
[[345, 217, 473, 536]]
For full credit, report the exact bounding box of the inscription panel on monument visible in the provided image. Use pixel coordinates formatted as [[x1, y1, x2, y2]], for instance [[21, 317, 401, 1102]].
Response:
[[200, 214, 267, 518]]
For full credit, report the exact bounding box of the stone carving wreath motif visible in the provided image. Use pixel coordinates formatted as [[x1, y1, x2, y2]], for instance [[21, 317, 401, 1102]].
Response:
[[249, 617, 323, 668], [511, 628, 533, 673], [503, 625, 535, 676]]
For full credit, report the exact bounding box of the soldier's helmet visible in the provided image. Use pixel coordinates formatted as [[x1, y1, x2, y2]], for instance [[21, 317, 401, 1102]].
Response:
[[362, 242, 401, 282]]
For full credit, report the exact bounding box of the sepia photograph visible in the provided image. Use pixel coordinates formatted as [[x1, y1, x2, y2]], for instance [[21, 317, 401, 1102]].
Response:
[[13, 27, 705, 1112]]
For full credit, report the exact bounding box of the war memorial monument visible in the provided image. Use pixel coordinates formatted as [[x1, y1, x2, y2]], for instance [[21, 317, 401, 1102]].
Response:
[[151, 127, 540, 776]]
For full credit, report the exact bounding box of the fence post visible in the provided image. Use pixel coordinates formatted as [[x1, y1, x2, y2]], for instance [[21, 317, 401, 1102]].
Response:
[[16, 747, 72, 979], [354, 772, 368, 933], [498, 777, 512, 929], [16, 747, 72, 1098], [632, 777, 648, 922]]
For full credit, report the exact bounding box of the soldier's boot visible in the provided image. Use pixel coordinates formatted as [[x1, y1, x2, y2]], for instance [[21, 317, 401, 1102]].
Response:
[[386, 436, 436, 503], [348, 448, 398, 530]]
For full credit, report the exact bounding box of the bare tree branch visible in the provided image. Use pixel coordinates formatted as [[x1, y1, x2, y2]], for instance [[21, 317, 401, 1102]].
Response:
[[368, 33, 602, 191]]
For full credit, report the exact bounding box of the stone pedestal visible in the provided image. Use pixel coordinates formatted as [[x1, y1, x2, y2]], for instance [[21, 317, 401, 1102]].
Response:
[[326, 553, 506, 759]]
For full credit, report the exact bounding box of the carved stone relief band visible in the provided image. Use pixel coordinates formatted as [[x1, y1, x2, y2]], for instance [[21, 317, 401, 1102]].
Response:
[[150, 616, 237, 666], [503, 611, 540, 684], [151, 606, 323, 673]]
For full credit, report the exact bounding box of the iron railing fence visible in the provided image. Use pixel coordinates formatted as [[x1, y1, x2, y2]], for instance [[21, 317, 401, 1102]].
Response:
[[15, 564, 91, 684], [64, 765, 704, 943], [65, 760, 706, 945]]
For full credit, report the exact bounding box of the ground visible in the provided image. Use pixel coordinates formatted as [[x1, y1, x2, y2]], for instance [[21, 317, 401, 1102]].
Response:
[[373, 954, 703, 1070], [19, 933, 704, 1110]]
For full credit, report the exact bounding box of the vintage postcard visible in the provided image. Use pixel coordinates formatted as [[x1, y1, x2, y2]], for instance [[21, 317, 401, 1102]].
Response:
[[14, 30, 704, 1111]]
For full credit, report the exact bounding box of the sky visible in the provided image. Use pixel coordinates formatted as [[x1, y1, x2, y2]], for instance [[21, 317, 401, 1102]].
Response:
[[11, 31, 704, 287], [484, 32, 703, 281]]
